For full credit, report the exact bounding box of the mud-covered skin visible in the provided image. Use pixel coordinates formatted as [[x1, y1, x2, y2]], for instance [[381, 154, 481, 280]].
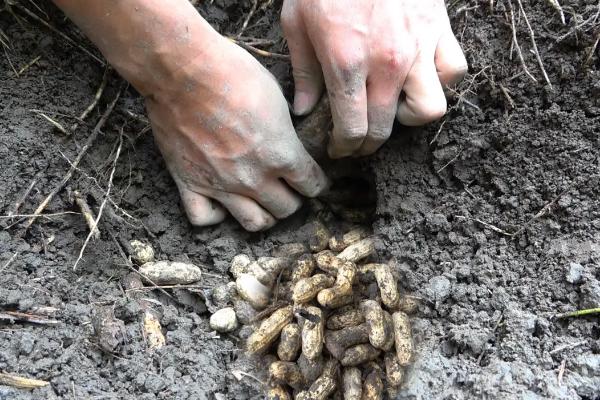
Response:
[[2, 1, 600, 399]]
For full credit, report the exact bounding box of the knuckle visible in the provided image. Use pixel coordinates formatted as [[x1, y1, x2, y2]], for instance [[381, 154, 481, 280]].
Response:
[[379, 47, 409, 74], [418, 98, 448, 122], [341, 125, 368, 142]]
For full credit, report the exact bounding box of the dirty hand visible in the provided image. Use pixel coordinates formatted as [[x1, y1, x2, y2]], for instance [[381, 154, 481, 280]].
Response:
[[281, 0, 468, 158], [149, 39, 329, 231], [52, 0, 328, 231]]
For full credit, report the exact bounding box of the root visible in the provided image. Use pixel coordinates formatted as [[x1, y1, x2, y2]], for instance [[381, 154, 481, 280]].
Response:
[[22, 88, 121, 234], [73, 130, 123, 271], [507, 1, 538, 84], [73, 190, 100, 240], [516, 0, 553, 89], [71, 67, 110, 132]]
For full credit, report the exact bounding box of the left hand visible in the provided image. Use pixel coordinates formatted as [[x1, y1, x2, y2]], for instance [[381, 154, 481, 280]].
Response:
[[281, 0, 468, 158]]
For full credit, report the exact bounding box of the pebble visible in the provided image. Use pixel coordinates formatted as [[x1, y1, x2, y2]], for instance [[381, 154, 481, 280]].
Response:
[[565, 262, 584, 284], [209, 308, 238, 333]]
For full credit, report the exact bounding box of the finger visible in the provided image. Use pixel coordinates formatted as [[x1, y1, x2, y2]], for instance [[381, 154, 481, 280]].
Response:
[[178, 187, 227, 226], [435, 31, 468, 88], [397, 54, 447, 126], [326, 77, 368, 158], [281, 148, 330, 198], [214, 192, 276, 232], [281, 7, 324, 115], [250, 180, 303, 219], [357, 59, 408, 156]]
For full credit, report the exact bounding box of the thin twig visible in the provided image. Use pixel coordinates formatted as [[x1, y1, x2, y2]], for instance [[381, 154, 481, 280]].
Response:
[[72, 67, 110, 131], [16, 54, 41, 76], [230, 38, 291, 60], [0, 252, 19, 272], [7, 171, 41, 217], [508, 0, 537, 83], [499, 84, 516, 108], [430, 120, 447, 145], [31, 110, 68, 135], [456, 215, 515, 237], [22, 89, 122, 233], [73, 132, 123, 270], [73, 190, 100, 240], [13, 3, 105, 65], [549, 340, 587, 355], [437, 148, 463, 174], [237, 0, 258, 38], [545, 0, 565, 24], [557, 358, 566, 385], [1, 211, 80, 220], [516, 0, 553, 89], [510, 190, 565, 237], [555, 308, 600, 319]]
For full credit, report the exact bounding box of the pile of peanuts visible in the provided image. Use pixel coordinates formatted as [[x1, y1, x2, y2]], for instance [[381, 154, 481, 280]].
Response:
[[209, 223, 416, 399]]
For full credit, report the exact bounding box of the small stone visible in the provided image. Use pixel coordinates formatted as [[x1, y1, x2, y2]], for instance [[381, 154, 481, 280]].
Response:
[[565, 262, 584, 284], [210, 308, 238, 333], [130, 240, 155, 265], [426, 276, 452, 303], [139, 261, 202, 285], [212, 282, 237, 308]]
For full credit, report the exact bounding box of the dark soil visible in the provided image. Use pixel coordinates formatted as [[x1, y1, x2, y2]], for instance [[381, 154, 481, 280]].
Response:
[[1, 1, 599, 399]]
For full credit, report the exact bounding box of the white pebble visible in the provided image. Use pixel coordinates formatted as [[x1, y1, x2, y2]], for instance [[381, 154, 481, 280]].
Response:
[[210, 308, 238, 333]]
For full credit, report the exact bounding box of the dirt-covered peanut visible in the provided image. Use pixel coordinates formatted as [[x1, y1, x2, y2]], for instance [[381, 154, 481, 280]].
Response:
[[317, 261, 356, 308], [267, 385, 291, 400], [309, 220, 331, 252], [295, 371, 337, 400], [381, 310, 395, 352], [277, 323, 301, 361], [301, 306, 324, 360], [298, 353, 324, 383], [232, 296, 257, 325], [392, 311, 413, 366], [230, 254, 252, 279], [129, 240, 155, 265], [211, 282, 237, 308], [246, 306, 293, 354], [397, 295, 420, 315], [362, 364, 384, 400], [360, 300, 388, 350], [139, 261, 202, 285], [384, 352, 404, 388], [236, 273, 271, 310], [328, 227, 369, 252], [342, 367, 362, 400], [336, 238, 375, 263], [246, 261, 274, 287], [315, 250, 346, 275], [340, 344, 381, 367], [291, 254, 316, 283], [268, 361, 305, 390], [326, 307, 365, 330], [324, 323, 369, 359], [369, 263, 400, 309], [272, 242, 308, 259], [292, 274, 335, 303]]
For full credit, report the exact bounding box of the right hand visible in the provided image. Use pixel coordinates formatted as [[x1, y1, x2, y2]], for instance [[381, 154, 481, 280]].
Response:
[[147, 36, 329, 231]]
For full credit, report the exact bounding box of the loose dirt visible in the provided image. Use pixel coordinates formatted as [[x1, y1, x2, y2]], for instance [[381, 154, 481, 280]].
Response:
[[1, 1, 599, 399]]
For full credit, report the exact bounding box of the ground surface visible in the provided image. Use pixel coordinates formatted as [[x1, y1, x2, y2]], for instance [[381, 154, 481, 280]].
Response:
[[0, 1, 599, 399]]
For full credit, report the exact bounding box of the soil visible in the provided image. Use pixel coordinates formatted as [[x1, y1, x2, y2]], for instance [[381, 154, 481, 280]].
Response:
[[1, 1, 599, 399]]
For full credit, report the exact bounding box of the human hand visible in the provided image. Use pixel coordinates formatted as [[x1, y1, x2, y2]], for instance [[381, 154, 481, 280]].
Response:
[[148, 36, 329, 231], [281, 0, 468, 158]]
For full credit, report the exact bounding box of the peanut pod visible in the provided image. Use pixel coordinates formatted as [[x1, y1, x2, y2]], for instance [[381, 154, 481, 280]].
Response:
[[277, 323, 301, 361], [336, 238, 375, 263], [139, 261, 202, 285], [362, 364, 384, 400], [360, 300, 388, 350], [340, 344, 381, 367], [291, 254, 316, 283], [266, 385, 291, 400], [324, 323, 369, 359], [326, 307, 365, 330], [292, 274, 335, 303], [246, 306, 293, 354], [384, 352, 404, 388], [295, 364, 338, 400], [342, 367, 362, 400], [328, 227, 369, 252], [309, 220, 332, 252], [298, 353, 324, 383], [392, 311, 413, 366], [230, 254, 252, 279], [370, 263, 400, 309], [315, 250, 346, 275], [301, 306, 325, 360], [317, 261, 356, 309], [268, 361, 305, 390], [381, 310, 395, 352]]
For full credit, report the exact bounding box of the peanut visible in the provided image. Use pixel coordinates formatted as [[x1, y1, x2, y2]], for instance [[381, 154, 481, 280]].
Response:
[[324, 324, 369, 359], [328, 227, 370, 252], [230, 254, 252, 279], [342, 367, 362, 400], [292, 274, 335, 304], [317, 261, 356, 309], [362, 364, 384, 400], [309, 220, 331, 253], [277, 323, 301, 361], [268, 361, 305, 390], [326, 307, 365, 330], [360, 300, 388, 350], [266, 385, 291, 400], [236, 273, 271, 310], [340, 344, 381, 367], [246, 306, 293, 354], [138, 261, 202, 285], [291, 254, 316, 283], [301, 306, 324, 360], [384, 352, 404, 388], [336, 238, 375, 263], [392, 311, 413, 366]]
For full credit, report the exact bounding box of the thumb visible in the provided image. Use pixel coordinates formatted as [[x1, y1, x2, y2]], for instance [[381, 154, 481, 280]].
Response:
[[281, 8, 324, 115]]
